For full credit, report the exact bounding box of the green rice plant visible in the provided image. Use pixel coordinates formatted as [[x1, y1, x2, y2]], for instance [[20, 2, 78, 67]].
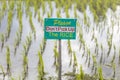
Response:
[[74, 4, 77, 18], [67, 40, 73, 66], [48, 0, 53, 16], [97, 66, 103, 80], [73, 51, 78, 73], [14, 32, 20, 55], [22, 53, 28, 80], [18, 8, 23, 39], [55, 0, 60, 8], [6, 46, 11, 76], [41, 0, 45, 15], [107, 34, 113, 57], [37, 11, 41, 22], [112, 63, 116, 78], [9, 0, 15, 11], [94, 37, 98, 56], [0, 34, 5, 50], [25, 0, 30, 17], [83, 11, 87, 25], [53, 41, 59, 72], [17, 0, 22, 19], [87, 48, 91, 67], [47, 12, 51, 18], [119, 48, 120, 64], [0, 65, 6, 80], [65, 5, 69, 18], [29, 12, 36, 39], [111, 45, 116, 63], [40, 38, 46, 55], [56, 8, 61, 18], [37, 51, 45, 80], [34, 1, 38, 17], [79, 32, 85, 52], [92, 54, 97, 73], [100, 44, 103, 64], [75, 65, 84, 80], [25, 34, 32, 55], [2, 0, 6, 12], [6, 10, 13, 41], [11, 77, 15, 80], [0, 0, 6, 22]]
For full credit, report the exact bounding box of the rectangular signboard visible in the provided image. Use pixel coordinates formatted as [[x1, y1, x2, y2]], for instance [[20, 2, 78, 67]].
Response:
[[44, 18, 77, 39]]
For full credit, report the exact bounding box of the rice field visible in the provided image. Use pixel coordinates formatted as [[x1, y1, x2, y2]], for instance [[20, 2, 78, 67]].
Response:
[[0, 0, 120, 80]]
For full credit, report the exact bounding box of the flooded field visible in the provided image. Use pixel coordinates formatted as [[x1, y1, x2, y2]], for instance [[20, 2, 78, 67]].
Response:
[[0, 0, 120, 80]]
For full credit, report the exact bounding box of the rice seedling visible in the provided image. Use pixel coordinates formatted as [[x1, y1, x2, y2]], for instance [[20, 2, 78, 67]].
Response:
[[67, 40, 73, 66], [97, 66, 103, 80], [37, 50, 45, 80], [75, 65, 84, 80], [92, 54, 97, 73], [6, 46, 11, 77], [5, 10, 13, 41], [14, 7, 23, 55], [22, 53, 28, 80], [111, 45, 116, 63], [0, 0, 6, 19], [87, 48, 91, 67], [41, 0, 45, 15], [9, 1, 15, 11], [0, 34, 5, 51], [10, 77, 15, 80], [65, 5, 69, 18], [14, 32, 20, 55], [100, 44, 103, 64], [56, 8, 61, 18], [48, 0, 53, 17], [22, 34, 32, 79], [107, 34, 113, 57], [119, 48, 120, 64], [0, 65, 6, 80], [55, 0, 59, 8], [73, 51, 78, 73], [53, 41, 59, 72], [24, 34, 32, 56], [79, 32, 85, 52], [40, 38, 46, 55], [2, 1, 6, 12], [74, 4, 77, 18], [16, 1, 22, 19], [25, 0, 30, 17], [37, 11, 41, 22], [94, 37, 99, 56], [112, 63, 116, 78], [47, 12, 51, 18], [33, 1, 38, 18], [29, 12, 36, 39]]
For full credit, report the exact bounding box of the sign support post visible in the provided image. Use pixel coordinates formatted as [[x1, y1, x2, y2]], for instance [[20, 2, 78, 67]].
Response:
[[44, 18, 77, 80], [58, 39, 61, 80]]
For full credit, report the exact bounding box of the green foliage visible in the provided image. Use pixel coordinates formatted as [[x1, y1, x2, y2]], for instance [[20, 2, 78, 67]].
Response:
[[67, 40, 73, 66], [6, 10, 13, 41], [6, 46, 11, 67], [76, 65, 84, 80], [38, 51, 45, 80], [29, 12, 36, 39], [40, 38, 46, 54], [98, 66, 103, 80], [53, 42, 59, 72]]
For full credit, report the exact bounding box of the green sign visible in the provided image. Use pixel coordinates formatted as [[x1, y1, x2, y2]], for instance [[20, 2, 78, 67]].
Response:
[[44, 18, 77, 39]]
